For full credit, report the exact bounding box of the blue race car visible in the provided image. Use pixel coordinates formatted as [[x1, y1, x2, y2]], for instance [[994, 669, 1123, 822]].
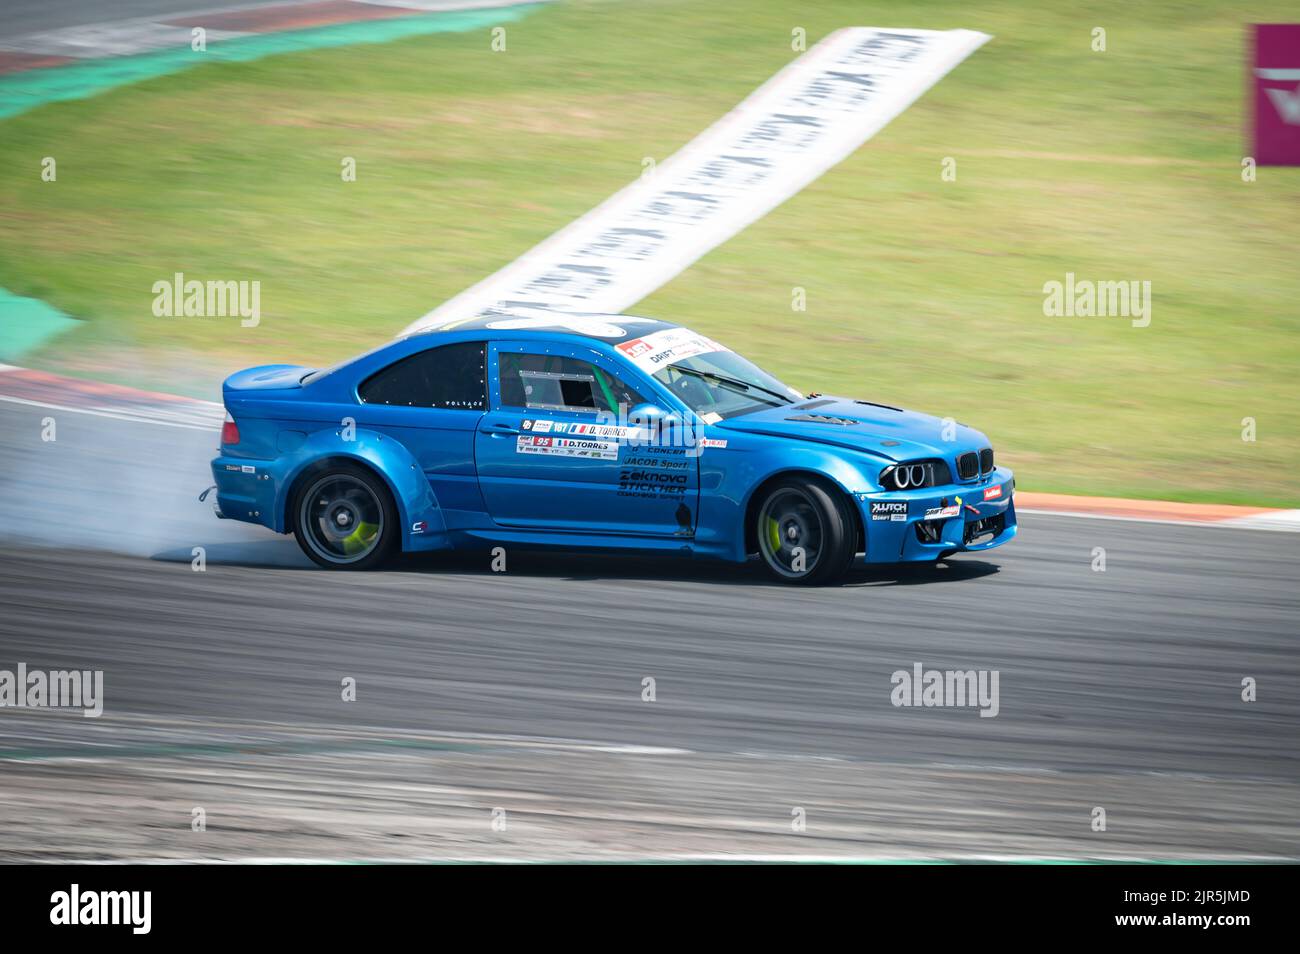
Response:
[[210, 310, 1016, 583]]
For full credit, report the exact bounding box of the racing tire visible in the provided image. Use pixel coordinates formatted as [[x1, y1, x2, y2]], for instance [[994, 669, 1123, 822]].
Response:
[[292, 462, 398, 570], [754, 477, 858, 585]]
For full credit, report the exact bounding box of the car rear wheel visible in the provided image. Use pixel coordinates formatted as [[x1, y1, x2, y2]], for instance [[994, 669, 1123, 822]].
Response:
[[755, 478, 857, 585], [293, 463, 397, 570]]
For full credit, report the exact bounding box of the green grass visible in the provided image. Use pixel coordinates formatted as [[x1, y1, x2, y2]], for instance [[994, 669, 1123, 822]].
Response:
[[0, 0, 1296, 504]]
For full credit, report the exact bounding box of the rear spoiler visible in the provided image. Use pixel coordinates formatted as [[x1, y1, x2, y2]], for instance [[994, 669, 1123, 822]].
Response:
[[222, 364, 313, 393]]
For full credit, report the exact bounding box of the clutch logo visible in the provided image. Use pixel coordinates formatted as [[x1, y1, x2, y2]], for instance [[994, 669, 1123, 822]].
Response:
[[50, 884, 151, 934], [870, 501, 908, 521]]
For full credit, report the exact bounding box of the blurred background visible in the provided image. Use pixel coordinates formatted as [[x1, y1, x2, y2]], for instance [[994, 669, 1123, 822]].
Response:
[[0, 0, 1298, 865]]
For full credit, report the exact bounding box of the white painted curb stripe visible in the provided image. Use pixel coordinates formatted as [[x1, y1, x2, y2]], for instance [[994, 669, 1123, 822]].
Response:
[[0, 394, 222, 430], [402, 27, 991, 334], [1222, 510, 1300, 531], [1017, 506, 1300, 533]]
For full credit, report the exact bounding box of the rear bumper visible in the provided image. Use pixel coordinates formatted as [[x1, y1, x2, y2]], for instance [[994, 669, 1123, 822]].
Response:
[[210, 455, 279, 530], [858, 467, 1017, 563]]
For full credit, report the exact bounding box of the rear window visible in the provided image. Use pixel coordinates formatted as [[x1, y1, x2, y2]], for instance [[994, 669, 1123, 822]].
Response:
[[358, 341, 487, 409]]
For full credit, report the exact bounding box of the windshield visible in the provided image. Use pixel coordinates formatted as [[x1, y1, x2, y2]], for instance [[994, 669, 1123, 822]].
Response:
[[649, 347, 802, 420]]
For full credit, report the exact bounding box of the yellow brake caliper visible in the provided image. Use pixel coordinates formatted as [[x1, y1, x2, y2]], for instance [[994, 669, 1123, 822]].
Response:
[[766, 516, 782, 554], [341, 522, 378, 555]]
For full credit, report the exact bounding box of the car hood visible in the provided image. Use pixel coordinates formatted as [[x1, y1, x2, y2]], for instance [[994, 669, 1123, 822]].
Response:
[[715, 395, 988, 463]]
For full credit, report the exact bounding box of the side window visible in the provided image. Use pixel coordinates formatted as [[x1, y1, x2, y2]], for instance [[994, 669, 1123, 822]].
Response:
[[498, 353, 645, 413], [358, 341, 486, 409]]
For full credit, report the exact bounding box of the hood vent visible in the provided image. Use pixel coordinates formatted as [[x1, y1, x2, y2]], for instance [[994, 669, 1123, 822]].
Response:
[[786, 414, 859, 426]]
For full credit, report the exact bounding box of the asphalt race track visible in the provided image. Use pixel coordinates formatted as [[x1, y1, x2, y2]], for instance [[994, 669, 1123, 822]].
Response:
[[1, 398, 1297, 861]]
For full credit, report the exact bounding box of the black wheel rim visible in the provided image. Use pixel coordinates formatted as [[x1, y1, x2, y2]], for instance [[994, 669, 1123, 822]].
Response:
[[758, 488, 823, 578], [300, 474, 383, 564]]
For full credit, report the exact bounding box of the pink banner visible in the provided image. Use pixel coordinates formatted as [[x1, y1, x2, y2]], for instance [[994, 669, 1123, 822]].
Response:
[[1252, 24, 1300, 165]]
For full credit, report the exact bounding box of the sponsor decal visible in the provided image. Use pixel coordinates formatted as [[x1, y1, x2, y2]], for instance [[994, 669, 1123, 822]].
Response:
[[983, 484, 1001, 500], [1252, 24, 1300, 165], [698, 438, 728, 449], [403, 27, 990, 334], [241, 464, 255, 474], [411, 521, 428, 534], [924, 505, 961, 520], [618, 468, 690, 498], [616, 327, 729, 372], [564, 421, 653, 440], [624, 455, 688, 470], [619, 337, 654, 359], [516, 435, 619, 460], [870, 501, 909, 521]]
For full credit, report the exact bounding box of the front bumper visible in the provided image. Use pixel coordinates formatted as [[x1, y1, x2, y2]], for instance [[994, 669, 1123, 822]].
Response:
[[857, 467, 1017, 563]]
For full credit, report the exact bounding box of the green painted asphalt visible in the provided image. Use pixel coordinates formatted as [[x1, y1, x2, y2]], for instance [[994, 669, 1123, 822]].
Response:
[[0, 286, 78, 361], [0, 5, 540, 121]]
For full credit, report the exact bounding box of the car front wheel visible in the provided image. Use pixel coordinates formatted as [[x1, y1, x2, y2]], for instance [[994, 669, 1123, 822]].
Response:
[[755, 478, 858, 585]]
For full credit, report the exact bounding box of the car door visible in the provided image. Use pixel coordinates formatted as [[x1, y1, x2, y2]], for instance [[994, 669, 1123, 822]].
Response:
[[351, 340, 488, 523], [474, 340, 698, 536]]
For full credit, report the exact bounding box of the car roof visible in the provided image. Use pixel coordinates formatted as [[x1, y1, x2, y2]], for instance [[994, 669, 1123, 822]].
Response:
[[407, 305, 681, 344]]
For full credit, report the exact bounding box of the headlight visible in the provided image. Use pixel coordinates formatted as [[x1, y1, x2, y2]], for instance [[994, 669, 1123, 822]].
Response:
[[879, 460, 950, 491]]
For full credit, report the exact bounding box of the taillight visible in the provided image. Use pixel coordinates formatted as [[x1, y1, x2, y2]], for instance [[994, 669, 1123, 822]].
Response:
[[221, 411, 240, 446]]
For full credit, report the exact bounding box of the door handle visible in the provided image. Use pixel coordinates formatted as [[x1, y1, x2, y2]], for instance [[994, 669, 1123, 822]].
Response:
[[487, 423, 520, 436]]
